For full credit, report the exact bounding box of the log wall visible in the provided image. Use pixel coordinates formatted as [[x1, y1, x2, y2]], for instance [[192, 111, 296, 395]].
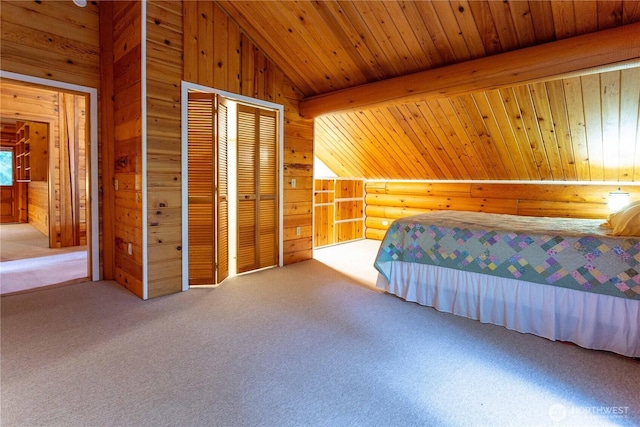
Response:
[[365, 181, 640, 240]]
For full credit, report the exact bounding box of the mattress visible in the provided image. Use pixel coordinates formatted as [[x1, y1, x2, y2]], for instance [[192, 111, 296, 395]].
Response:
[[374, 211, 640, 357], [374, 211, 640, 301]]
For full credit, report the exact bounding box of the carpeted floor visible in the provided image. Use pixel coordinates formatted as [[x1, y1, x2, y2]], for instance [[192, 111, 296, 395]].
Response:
[[0, 223, 88, 294], [313, 238, 381, 287], [0, 251, 89, 294], [1, 240, 638, 427], [1, 223, 51, 261]]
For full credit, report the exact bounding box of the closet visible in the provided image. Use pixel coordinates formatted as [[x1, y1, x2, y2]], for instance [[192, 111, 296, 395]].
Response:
[[187, 92, 279, 285]]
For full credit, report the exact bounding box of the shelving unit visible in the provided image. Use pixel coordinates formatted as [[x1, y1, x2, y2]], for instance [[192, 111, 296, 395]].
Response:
[[314, 178, 364, 248], [14, 121, 49, 224], [15, 121, 48, 182]]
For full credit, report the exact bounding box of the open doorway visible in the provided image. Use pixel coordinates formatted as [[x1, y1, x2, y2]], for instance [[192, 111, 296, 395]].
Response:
[[182, 82, 284, 289], [0, 75, 97, 294]]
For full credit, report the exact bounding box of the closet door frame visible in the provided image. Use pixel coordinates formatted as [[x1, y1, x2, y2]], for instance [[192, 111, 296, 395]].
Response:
[[180, 81, 284, 291]]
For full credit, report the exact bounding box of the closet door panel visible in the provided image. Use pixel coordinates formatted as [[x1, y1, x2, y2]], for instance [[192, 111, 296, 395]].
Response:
[[258, 111, 277, 269], [187, 93, 215, 284], [236, 105, 278, 273], [237, 105, 258, 273], [216, 99, 229, 282]]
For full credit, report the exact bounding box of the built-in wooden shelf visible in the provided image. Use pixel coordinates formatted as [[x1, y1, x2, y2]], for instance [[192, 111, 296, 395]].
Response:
[[15, 121, 48, 182], [314, 178, 364, 248]]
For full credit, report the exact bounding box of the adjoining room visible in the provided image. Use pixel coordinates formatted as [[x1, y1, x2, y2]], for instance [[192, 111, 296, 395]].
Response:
[[1, 81, 91, 294]]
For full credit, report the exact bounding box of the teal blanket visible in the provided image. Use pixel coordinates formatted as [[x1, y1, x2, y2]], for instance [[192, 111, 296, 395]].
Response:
[[374, 211, 640, 301]]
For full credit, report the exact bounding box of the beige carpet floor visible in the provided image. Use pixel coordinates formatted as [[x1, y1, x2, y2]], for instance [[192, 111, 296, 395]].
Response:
[[313, 238, 381, 287], [0, 223, 88, 294], [1, 239, 638, 426]]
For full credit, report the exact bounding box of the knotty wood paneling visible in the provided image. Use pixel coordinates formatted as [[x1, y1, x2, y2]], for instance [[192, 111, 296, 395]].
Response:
[[26, 181, 48, 236], [217, 1, 640, 185], [217, 1, 640, 98], [183, 1, 314, 270], [103, 0, 315, 298], [282, 87, 315, 264], [313, 178, 364, 248], [99, 1, 116, 281], [365, 181, 640, 240], [109, 1, 144, 298], [316, 68, 640, 182], [146, 1, 183, 298], [0, 1, 100, 88], [58, 93, 87, 247]]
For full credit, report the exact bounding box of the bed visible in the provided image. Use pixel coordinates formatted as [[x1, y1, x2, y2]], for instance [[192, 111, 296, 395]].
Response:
[[374, 210, 640, 357]]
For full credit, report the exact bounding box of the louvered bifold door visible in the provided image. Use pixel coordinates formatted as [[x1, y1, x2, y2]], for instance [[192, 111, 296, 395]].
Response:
[[258, 111, 278, 268], [187, 92, 229, 285], [216, 98, 229, 283], [188, 93, 214, 284], [236, 105, 278, 273]]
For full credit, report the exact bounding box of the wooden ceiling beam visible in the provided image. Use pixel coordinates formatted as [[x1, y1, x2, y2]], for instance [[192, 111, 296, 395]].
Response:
[[299, 22, 640, 118]]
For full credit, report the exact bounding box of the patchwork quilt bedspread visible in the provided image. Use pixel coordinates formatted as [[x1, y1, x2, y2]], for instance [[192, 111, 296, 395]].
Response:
[[374, 211, 640, 301]]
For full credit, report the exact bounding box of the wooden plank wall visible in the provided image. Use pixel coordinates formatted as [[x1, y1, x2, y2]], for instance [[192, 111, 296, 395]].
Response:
[[1, 0, 101, 263], [365, 181, 640, 240], [146, 1, 184, 298], [27, 182, 48, 236], [280, 77, 315, 264], [57, 94, 88, 247], [107, 1, 144, 298], [313, 178, 364, 247], [0, 1, 101, 88], [140, 1, 313, 297], [314, 67, 640, 182], [181, 1, 314, 266]]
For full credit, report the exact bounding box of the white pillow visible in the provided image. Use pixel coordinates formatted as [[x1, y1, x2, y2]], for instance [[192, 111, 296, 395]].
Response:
[[603, 200, 640, 228], [610, 201, 640, 236]]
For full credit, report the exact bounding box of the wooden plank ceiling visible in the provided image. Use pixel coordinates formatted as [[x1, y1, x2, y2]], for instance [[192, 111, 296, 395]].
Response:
[[216, 0, 640, 181]]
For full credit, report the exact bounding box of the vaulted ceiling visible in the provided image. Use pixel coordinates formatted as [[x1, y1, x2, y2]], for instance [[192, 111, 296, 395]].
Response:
[[218, 1, 640, 181]]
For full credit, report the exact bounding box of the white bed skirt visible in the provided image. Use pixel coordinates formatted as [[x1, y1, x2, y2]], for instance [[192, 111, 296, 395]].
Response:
[[376, 261, 640, 358]]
